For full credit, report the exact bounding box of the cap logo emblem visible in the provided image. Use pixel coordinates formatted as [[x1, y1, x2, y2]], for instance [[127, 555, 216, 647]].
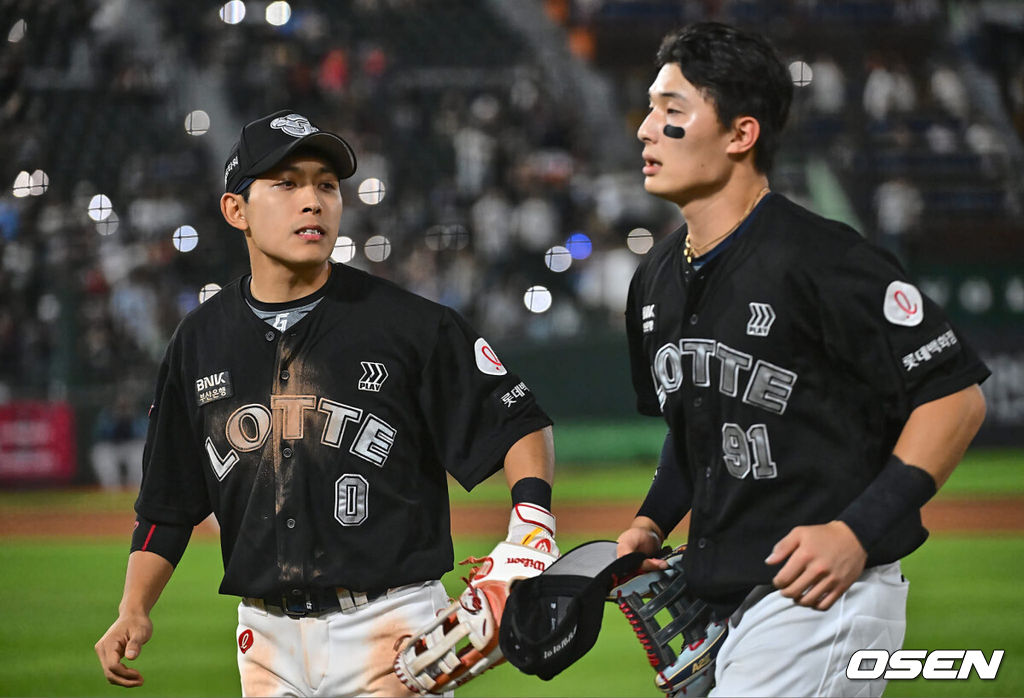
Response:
[[270, 114, 320, 138], [224, 154, 239, 187]]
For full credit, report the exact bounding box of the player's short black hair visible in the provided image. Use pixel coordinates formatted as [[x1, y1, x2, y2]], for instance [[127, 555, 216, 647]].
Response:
[[657, 22, 792, 173]]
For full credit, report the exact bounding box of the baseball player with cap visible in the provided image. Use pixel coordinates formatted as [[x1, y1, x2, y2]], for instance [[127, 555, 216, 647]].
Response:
[[615, 23, 989, 696], [94, 109, 560, 696]]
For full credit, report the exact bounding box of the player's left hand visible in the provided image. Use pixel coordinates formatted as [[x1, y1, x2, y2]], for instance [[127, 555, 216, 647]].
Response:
[[765, 521, 867, 611]]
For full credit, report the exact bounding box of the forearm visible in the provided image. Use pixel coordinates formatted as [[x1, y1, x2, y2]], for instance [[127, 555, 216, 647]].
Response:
[[837, 384, 987, 551], [500, 427, 558, 552], [503, 426, 554, 488], [119, 550, 175, 616], [892, 384, 987, 488], [635, 431, 691, 538], [618, 433, 689, 563], [627, 515, 666, 544]]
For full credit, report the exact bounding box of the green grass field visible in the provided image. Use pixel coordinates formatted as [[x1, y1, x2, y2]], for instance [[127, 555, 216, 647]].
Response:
[[0, 536, 1021, 697], [0, 446, 1021, 696]]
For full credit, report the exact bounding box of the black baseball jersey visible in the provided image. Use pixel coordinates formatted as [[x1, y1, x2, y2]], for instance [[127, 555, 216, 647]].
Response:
[[135, 262, 551, 598], [626, 193, 989, 607]]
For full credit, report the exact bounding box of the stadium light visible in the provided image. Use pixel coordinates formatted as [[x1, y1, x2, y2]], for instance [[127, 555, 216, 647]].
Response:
[[332, 236, 356, 264], [96, 212, 119, 236], [219, 1, 245, 24], [566, 232, 592, 260], [87, 194, 114, 222], [626, 228, 654, 255], [199, 284, 222, 303], [172, 225, 199, 252], [524, 286, 552, 313], [789, 60, 812, 87], [185, 110, 211, 136], [265, 1, 291, 26], [358, 178, 386, 205], [364, 235, 392, 262], [544, 246, 572, 273], [7, 19, 27, 43], [11, 171, 30, 198]]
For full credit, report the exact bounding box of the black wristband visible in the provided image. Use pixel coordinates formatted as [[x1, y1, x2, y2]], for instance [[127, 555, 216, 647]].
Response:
[[130, 515, 192, 567], [636, 432, 692, 536], [837, 455, 937, 552], [511, 477, 552, 510]]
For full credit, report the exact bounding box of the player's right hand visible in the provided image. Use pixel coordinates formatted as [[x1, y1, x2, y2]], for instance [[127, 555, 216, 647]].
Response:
[[616, 522, 669, 572], [765, 520, 868, 611], [95, 613, 153, 687]]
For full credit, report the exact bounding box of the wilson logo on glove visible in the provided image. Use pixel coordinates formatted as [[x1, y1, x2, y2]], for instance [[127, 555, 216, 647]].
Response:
[[506, 556, 548, 572]]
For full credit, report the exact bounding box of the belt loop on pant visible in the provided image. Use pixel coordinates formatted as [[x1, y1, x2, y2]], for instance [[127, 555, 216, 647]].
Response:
[[337, 587, 384, 612], [337, 589, 361, 612]]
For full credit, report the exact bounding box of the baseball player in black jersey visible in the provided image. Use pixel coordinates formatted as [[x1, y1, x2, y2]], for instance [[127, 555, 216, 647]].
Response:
[[614, 23, 989, 696], [95, 110, 561, 696]]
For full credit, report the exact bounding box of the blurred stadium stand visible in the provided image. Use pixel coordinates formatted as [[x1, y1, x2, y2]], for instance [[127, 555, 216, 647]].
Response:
[[0, 0, 1021, 485]]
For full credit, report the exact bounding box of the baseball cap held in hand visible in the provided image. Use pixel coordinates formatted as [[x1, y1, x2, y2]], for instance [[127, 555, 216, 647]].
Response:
[[224, 110, 357, 193], [499, 540, 646, 680]]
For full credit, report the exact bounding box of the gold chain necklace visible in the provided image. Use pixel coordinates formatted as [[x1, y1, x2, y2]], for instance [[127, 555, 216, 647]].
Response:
[[684, 186, 770, 263]]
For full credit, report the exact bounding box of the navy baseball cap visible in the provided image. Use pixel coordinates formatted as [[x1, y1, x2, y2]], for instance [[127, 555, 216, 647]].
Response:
[[223, 109, 357, 194], [499, 541, 646, 680]]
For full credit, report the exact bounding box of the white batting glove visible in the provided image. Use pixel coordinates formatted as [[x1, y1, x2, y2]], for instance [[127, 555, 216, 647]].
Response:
[[506, 503, 559, 558]]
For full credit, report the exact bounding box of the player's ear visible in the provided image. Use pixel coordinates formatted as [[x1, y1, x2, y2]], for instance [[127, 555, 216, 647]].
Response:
[[725, 115, 760, 159], [220, 193, 248, 232]]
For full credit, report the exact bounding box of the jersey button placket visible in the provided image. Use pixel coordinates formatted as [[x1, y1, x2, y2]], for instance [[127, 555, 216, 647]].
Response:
[[286, 518, 296, 529], [280, 369, 289, 381], [282, 447, 293, 458], [265, 330, 275, 342]]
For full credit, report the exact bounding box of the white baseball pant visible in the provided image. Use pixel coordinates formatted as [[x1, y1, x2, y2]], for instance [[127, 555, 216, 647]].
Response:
[[236, 580, 450, 697], [711, 561, 908, 697]]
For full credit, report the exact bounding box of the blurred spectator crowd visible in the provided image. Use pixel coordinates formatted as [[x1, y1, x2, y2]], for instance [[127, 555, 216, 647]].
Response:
[[1, 0, 1022, 427]]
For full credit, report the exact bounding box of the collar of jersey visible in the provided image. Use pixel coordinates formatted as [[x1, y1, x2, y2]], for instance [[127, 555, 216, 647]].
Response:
[[689, 192, 774, 270], [242, 267, 333, 312]]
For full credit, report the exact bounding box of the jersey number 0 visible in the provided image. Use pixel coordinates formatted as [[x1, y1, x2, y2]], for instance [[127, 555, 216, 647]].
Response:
[[335, 474, 369, 526]]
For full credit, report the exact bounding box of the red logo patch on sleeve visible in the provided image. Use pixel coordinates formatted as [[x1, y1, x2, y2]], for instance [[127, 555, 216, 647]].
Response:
[[883, 281, 924, 327]]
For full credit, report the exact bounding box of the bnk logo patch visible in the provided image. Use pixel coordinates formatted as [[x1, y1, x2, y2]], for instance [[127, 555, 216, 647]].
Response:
[[195, 371, 233, 406]]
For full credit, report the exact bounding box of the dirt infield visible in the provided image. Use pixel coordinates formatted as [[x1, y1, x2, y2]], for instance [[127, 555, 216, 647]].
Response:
[[1, 497, 1022, 539]]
